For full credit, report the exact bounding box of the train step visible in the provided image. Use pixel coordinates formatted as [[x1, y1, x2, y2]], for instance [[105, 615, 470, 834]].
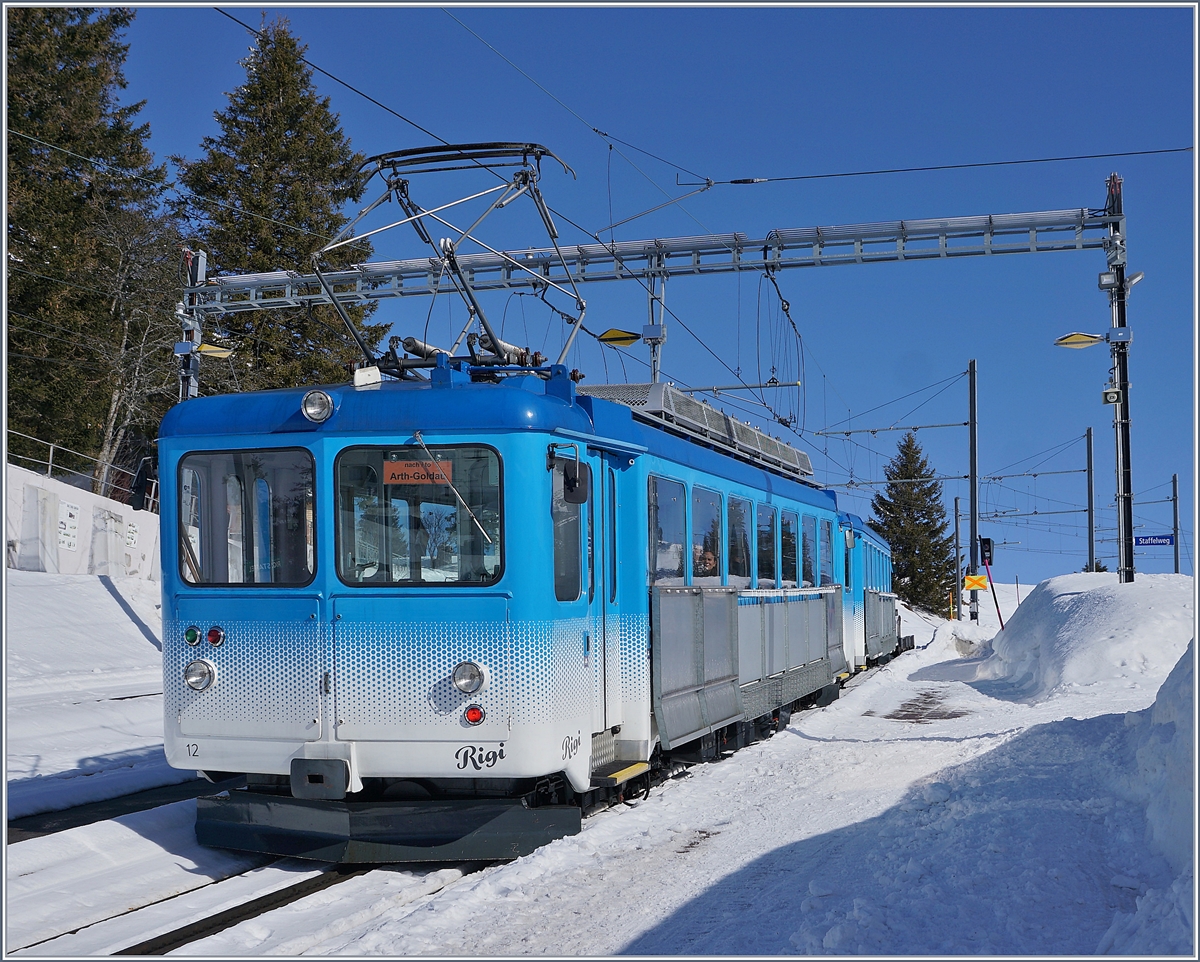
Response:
[[589, 761, 650, 789]]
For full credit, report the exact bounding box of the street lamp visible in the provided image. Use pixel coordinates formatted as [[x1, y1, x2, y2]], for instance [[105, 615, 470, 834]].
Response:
[[1054, 173, 1137, 584]]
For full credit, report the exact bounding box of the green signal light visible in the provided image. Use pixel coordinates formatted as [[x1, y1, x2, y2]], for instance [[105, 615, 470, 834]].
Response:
[[184, 626, 201, 646]]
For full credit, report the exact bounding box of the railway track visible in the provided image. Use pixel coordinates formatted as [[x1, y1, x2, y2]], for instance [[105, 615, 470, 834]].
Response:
[[113, 864, 380, 955]]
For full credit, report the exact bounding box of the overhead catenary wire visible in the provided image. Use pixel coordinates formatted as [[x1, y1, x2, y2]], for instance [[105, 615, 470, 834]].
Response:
[[687, 146, 1193, 187]]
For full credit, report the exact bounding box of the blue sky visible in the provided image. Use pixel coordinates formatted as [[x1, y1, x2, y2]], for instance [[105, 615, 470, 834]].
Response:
[[119, 5, 1195, 585]]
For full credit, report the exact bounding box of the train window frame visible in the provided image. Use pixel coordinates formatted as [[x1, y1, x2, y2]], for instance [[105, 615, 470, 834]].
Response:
[[648, 475, 686, 586], [177, 446, 316, 588], [727, 495, 752, 589], [691, 485, 723, 586], [551, 456, 583, 602], [334, 443, 504, 589], [802, 515, 817, 588], [756, 503, 777, 589], [587, 481, 595, 604], [819, 518, 834, 586], [608, 467, 618, 604], [780, 510, 799, 588]]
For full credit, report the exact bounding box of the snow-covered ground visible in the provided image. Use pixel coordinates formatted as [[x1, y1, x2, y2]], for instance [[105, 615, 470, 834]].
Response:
[[5, 569, 1194, 955]]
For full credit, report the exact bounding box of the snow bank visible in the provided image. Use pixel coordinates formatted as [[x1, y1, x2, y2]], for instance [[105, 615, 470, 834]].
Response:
[[6, 570, 184, 818], [973, 573, 1193, 702], [1098, 640, 1194, 955]]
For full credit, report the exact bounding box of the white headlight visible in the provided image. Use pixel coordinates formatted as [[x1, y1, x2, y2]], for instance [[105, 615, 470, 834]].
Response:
[[301, 390, 334, 422], [452, 661, 485, 694], [184, 660, 216, 691]]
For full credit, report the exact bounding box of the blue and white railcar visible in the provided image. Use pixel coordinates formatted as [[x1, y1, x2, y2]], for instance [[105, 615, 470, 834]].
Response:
[[838, 513, 900, 670], [159, 360, 897, 862]]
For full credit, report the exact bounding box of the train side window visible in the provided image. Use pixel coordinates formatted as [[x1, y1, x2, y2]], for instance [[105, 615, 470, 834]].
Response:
[[552, 459, 582, 602], [780, 510, 798, 588], [756, 504, 777, 589], [587, 487, 595, 603], [648, 476, 685, 586], [820, 519, 834, 586], [844, 532, 853, 593], [727, 496, 751, 589], [692, 486, 722, 586], [608, 468, 618, 603], [801, 515, 817, 587]]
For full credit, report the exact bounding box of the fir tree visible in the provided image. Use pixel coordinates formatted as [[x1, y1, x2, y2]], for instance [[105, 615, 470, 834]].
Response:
[[869, 432, 957, 613], [7, 7, 177, 493], [171, 17, 385, 392]]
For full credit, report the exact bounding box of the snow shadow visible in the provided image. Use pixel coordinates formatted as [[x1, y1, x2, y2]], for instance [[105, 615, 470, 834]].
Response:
[[98, 574, 162, 651], [620, 713, 1172, 956], [6, 746, 190, 820], [907, 654, 1038, 704], [906, 652, 993, 684]]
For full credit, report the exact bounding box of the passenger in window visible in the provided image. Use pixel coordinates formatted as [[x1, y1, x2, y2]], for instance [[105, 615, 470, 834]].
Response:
[[694, 547, 719, 578]]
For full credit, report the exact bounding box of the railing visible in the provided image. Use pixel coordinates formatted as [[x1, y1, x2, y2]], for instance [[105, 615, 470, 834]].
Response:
[[6, 430, 159, 513]]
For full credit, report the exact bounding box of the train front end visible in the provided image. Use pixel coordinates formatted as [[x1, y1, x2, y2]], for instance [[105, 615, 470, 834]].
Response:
[[158, 367, 602, 862]]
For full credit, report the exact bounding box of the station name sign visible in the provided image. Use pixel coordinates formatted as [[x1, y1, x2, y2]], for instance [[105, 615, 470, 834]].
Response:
[[1134, 535, 1174, 546], [384, 460, 452, 484]]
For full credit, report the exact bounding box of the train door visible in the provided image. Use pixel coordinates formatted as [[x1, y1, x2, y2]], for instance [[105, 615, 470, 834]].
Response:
[[583, 453, 614, 729], [841, 519, 866, 669], [588, 452, 623, 735], [601, 455, 623, 728]]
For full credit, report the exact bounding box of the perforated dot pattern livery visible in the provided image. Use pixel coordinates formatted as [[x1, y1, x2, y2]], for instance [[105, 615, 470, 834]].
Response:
[[334, 616, 592, 735], [163, 612, 649, 747], [164, 619, 322, 737], [619, 613, 650, 706]]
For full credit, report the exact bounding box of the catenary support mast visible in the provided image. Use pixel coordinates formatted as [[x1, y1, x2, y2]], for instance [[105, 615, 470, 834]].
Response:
[[968, 359, 979, 622], [1104, 174, 1135, 583]]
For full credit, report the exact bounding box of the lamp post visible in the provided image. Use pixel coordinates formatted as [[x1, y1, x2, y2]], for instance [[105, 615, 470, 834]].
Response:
[[1054, 174, 1138, 584]]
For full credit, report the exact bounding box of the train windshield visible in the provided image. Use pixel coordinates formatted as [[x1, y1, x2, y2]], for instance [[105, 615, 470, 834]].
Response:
[[178, 448, 315, 585], [336, 445, 501, 586]]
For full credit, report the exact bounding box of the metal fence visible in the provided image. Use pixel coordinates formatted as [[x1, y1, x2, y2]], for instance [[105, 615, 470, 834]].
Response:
[[6, 430, 158, 513]]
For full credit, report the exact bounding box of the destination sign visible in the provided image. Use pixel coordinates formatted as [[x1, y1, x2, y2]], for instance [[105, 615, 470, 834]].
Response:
[[1134, 535, 1174, 546], [383, 460, 452, 485]]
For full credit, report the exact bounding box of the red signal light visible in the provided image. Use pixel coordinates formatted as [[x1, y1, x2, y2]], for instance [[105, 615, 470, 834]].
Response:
[[464, 705, 485, 725], [207, 626, 225, 647]]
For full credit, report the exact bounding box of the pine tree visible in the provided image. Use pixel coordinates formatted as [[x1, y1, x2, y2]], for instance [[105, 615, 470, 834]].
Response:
[[7, 7, 177, 493], [171, 17, 385, 392], [869, 432, 957, 613]]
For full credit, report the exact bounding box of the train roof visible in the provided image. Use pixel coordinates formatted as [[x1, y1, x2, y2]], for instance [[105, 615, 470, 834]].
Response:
[[158, 366, 595, 440], [158, 364, 836, 511]]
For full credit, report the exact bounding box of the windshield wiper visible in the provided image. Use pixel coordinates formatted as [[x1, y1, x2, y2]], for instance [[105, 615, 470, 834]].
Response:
[[412, 431, 492, 545]]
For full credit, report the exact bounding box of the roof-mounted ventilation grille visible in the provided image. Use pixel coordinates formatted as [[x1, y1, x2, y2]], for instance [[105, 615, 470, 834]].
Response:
[[580, 382, 814, 480]]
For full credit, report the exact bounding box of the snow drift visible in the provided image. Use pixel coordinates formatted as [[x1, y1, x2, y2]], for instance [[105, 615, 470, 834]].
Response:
[[1097, 638, 1194, 954], [972, 573, 1193, 703]]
